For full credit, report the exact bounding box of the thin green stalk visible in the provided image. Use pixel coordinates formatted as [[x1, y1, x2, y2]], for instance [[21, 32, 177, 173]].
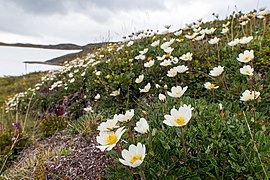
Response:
[[128, 122, 135, 143], [139, 165, 146, 180], [217, 43, 220, 62], [180, 127, 187, 163], [243, 111, 268, 179], [147, 132, 152, 154], [212, 90, 215, 103], [22, 93, 34, 133], [0, 134, 20, 174]]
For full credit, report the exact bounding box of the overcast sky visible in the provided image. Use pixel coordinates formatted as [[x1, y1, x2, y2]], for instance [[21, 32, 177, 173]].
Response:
[[0, 0, 269, 45]]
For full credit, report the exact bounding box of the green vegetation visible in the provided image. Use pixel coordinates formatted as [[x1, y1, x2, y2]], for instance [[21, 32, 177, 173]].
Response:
[[0, 72, 46, 103], [1, 10, 270, 179]]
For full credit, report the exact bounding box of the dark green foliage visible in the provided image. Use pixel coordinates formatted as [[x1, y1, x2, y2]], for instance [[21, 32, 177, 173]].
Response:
[[38, 115, 69, 138]]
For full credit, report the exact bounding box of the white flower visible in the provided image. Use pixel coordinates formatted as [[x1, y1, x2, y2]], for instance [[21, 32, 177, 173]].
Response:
[[159, 93, 166, 102], [180, 52, 192, 61], [81, 72, 86, 77], [119, 142, 146, 168], [69, 73, 74, 78], [163, 104, 194, 127], [240, 20, 249, 26], [96, 71, 102, 76], [151, 40, 160, 47], [84, 106, 94, 113], [240, 65, 254, 76], [134, 118, 149, 134], [97, 118, 119, 132], [208, 37, 220, 45], [139, 48, 148, 55], [194, 34, 205, 41], [237, 50, 254, 63], [110, 89, 120, 96], [256, 10, 270, 18], [167, 85, 188, 98], [240, 90, 260, 101], [185, 33, 198, 39], [139, 83, 151, 93], [160, 39, 175, 49], [112, 113, 126, 122], [160, 59, 172, 67], [127, 41, 134, 47], [175, 65, 189, 73], [209, 66, 224, 77], [205, 27, 216, 34], [135, 54, 146, 60], [221, 28, 229, 34], [95, 94, 101, 100], [155, 84, 161, 89], [157, 55, 166, 61], [144, 60, 155, 68], [69, 78, 75, 83], [96, 127, 126, 151], [228, 39, 239, 47], [122, 109, 135, 122], [167, 67, 178, 77], [219, 103, 223, 111], [172, 57, 179, 64], [204, 82, 219, 89], [163, 47, 174, 54], [164, 84, 168, 89], [174, 30, 182, 36], [239, 36, 253, 44], [193, 27, 201, 33], [135, 74, 144, 83]]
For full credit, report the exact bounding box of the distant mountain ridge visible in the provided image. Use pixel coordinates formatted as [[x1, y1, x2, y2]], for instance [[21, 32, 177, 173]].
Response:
[[0, 42, 82, 50], [0, 41, 112, 65]]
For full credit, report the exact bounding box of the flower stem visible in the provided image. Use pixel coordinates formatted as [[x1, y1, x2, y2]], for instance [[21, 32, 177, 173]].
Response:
[[212, 90, 215, 103], [128, 122, 135, 143], [139, 165, 146, 180], [243, 111, 268, 179], [147, 132, 152, 153], [0, 133, 19, 174], [181, 127, 187, 163]]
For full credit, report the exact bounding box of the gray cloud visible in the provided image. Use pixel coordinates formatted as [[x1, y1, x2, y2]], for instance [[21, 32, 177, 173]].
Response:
[[8, 0, 68, 15], [7, 0, 166, 15], [0, 0, 269, 45]]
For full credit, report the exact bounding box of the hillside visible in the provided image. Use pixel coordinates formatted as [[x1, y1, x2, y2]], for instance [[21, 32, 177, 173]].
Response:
[[0, 72, 47, 104], [1, 10, 270, 179], [0, 42, 82, 50], [0, 42, 112, 66]]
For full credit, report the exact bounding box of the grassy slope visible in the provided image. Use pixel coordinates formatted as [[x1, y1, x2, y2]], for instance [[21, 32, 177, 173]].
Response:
[[1, 12, 270, 179], [0, 72, 46, 104]]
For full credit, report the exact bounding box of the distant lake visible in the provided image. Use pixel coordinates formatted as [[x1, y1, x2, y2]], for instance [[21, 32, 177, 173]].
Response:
[[0, 46, 81, 77]]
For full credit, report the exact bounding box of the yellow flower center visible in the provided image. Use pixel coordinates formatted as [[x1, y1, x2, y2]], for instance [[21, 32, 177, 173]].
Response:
[[130, 154, 142, 164], [208, 84, 215, 89], [247, 94, 254, 99], [243, 57, 249, 61], [175, 91, 181, 94], [246, 70, 250, 74], [174, 116, 185, 125], [106, 133, 117, 145], [166, 53, 171, 58]]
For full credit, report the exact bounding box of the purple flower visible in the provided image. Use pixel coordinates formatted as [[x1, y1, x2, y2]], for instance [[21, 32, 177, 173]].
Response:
[[12, 122, 20, 131]]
